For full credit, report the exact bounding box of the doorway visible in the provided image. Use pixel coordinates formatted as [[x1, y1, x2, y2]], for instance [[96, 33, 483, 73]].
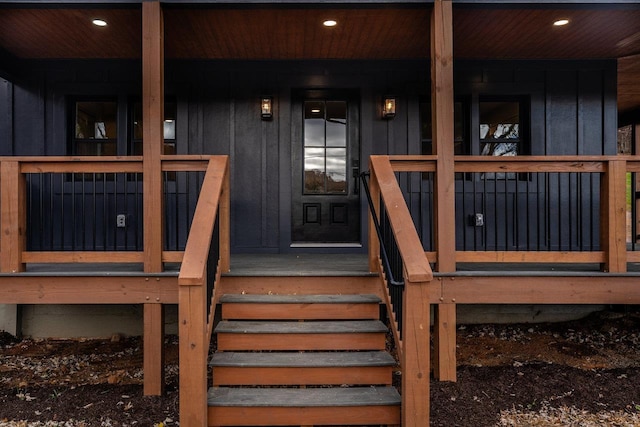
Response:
[[291, 90, 360, 246]]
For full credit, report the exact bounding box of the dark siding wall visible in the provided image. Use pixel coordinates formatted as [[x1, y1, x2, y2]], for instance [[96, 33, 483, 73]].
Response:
[[456, 60, 617, 156], [0, 78, 12, 155], [454, 61, 616, 251], [3, 59, 617, 253]]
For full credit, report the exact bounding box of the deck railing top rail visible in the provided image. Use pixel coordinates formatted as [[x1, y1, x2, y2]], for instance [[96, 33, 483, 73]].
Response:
[[370, 156, 433, 283]]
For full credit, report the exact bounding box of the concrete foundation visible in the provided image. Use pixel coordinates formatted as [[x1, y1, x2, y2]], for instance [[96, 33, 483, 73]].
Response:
[[20, 304, 178, 338], [13, 303, 604, 338], [0, 304, 19, 336]]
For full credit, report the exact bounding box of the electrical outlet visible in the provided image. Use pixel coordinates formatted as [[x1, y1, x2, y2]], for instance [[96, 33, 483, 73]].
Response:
[[473, 213, 484, 227], [116, 214, 127, 228]]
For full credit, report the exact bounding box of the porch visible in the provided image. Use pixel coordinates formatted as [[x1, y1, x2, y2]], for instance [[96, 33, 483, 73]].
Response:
[[1, 0, 640, 425]]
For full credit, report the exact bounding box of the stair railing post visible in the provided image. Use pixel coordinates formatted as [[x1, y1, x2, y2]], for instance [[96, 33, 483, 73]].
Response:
[[368, 161, 381, 273], [601, 159, 627, 273], [219, 161, 231, 273], [179, 272, 208, 426], [401, 277, 431, 427], [0, 160, 26, 273]]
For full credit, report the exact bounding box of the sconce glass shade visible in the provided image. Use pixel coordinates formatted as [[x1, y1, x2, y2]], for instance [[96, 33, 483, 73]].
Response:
[[382, 97, 396, 119], [261, 97, 273, 120]]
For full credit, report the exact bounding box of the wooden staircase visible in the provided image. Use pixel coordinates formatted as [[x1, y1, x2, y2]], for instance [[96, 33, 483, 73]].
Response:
[[208, 277, 401, 426]]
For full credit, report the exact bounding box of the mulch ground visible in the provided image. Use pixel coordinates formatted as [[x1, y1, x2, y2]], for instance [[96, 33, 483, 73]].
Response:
[[1, 310, 640, 426]]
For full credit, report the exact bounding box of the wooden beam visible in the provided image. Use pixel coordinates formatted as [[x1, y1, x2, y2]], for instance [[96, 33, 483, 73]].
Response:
[[143, 0, 164, 274], [0, 275, 178, 304], [438, 274, 640, 304], [142, 0, 165, 400], [455, 251, 605, 263], [1, 161, 26, 273], [23, 251, 144, 264], [144, 303, 165, 396], [431, 0, 457, 383], [431, 0, 455, 273], [455, 160, 605, 173], [635, 124, 640, 244], [601, 160, 627, 272]]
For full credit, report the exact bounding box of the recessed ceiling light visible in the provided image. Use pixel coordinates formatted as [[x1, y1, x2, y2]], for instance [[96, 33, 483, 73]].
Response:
[[92, 19, 108, 27], [323, 20, 337, 28], [553, 19, 569, 26]]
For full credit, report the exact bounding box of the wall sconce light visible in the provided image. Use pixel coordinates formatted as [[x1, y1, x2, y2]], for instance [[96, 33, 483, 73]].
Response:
[[382, 97, 396, 119], [261, 96, 273, 120]]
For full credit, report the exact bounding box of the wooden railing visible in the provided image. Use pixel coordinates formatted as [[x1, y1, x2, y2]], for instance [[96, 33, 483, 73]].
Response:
[[0, 155, 212, 271], [177, 156, 230, 426], [382, 155, 637, 273], [368, 154, 640, 425], [368, 156, 434, 427]]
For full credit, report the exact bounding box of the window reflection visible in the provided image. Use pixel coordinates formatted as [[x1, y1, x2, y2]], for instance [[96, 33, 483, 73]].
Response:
[[303, 100, 347, 194], [479, 101, 520, 157], [74, 101, 117, 156], [131, 102, 177, 155]]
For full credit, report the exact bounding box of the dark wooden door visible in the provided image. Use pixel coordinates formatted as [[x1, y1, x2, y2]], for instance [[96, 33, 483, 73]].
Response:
[[291, 90, 360, 245]]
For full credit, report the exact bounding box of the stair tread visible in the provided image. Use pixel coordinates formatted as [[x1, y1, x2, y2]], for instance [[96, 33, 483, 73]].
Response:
[[210, 351, 396, 367], [208, 386, 401, 407], [220, 294, 381, 304], [215, 320, 387, 334]]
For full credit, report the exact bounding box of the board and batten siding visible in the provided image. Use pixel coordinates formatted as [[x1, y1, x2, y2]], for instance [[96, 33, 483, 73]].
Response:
[[2, 59, 617, 253]]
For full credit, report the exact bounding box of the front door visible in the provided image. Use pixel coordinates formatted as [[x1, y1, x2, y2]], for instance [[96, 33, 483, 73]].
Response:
[[291, 90, 360, 245]]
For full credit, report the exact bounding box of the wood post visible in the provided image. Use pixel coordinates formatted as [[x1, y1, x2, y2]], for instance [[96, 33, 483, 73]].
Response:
[[635, 124, 640, 243], [601, 159, 627, 273], [401, 278, 431, 427], [142, 0, 165, 396], [143, 303, 165, 396], [368, 165, 381, 273], [0, 161, 25, 337], [219, 162, 231, 274], [0, 161, 26, 273], [179, 277, 208, 426], [431, 0, 457, 381], [143, 0, 164, 273]]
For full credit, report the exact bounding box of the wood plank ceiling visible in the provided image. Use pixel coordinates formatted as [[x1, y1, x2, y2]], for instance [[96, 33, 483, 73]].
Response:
[[0, 5, 639, 113]]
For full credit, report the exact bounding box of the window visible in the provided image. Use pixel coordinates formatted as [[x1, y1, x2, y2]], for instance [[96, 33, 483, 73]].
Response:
[[72, 101, 117, 156], [131, 102, 177, 155], [303, 100, 348, 194], [479, 99, 526, 156], [420, 100, 468, 155]]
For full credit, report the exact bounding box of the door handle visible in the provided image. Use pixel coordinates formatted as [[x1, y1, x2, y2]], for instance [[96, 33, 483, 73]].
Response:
[[352, 167, 360, 194]]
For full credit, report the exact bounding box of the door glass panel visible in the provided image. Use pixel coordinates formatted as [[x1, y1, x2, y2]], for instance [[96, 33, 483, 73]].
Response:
[[303, 100, 348, 195], [304, 102, 325, 147], [326, 101, 347, 147], [304, 147, 325, 193], [326, 148, 347, 193]]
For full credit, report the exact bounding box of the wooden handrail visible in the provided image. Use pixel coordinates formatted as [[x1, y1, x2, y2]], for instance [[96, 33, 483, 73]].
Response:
[[370, 156, 433, 283], [178, 155, 230, 427], [178, 156, 230, 286]]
